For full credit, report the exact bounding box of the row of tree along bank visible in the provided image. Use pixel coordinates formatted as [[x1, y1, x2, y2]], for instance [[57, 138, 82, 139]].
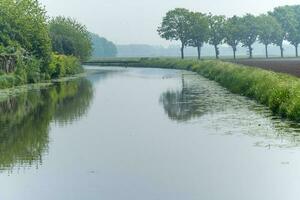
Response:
[[91, 58, 300, 122], [0, 0, 96, 89], [158, 6, 300, 59]]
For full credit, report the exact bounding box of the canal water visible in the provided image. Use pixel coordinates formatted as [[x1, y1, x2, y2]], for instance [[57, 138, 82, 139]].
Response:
[[1, 66, 300, 200]]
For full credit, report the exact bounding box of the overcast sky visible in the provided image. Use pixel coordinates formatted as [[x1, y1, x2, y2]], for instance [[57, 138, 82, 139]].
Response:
[[39, 0, 298, 46]]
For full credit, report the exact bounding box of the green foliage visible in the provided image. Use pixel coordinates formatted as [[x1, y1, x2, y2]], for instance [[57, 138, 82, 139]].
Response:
[[48, 54, 83, 79], [0, 0, 51, 60], [208, 14, 226, 59], [0, 53, 82, 89], [239, 14, 259, 58], [49, 16, 92, 61], [158, 8, 191, 59], [0, 0, 86, 89], [90, 33, 117, 58], [187, 12, 209, 59], [0, 1, 94, 90], [23, 57, 42, 83], [257, 14, 283, 58], [158, 5, 300, 59], [128, 58, 300, 122], [270, 5, 300, 57], [224, 16, 241, 59], [0, 74, 19, 89]]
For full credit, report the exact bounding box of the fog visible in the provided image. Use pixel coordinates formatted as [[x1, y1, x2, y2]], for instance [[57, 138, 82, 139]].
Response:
[[39, 0, 297, 45]]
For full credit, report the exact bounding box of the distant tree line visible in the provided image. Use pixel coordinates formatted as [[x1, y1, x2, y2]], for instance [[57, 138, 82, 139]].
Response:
[[158, 6, 300, 59], [90, 33, 117, 58]]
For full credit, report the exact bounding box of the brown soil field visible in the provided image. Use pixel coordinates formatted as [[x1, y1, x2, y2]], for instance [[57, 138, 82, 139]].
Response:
[[232, 58, 300, 77]]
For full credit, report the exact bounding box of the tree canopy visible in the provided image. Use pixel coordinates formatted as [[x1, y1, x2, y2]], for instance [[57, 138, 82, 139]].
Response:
[[49, 16, 92, 61], [158, 5, 300, 59], [158, 8, 191, 59], [257, 14, 283, 58], [187, 12, 209, 59], [238, 14, 258, 58], [224, 16, 241, 59], [0, 0, 51, 60], [0, 0, 94, 87], [208, 14, 226, 59], [271, 6, 300, 57]]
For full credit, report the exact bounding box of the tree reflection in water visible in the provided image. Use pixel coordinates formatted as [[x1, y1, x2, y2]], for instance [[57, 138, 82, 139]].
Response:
[[0, 78, 93, 171], [160, 74, 210, 122]]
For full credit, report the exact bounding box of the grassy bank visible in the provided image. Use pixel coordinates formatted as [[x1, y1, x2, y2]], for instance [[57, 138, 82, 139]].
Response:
[[0, 69, 88, 103], [93, 58, 300, 122], [0, 54, 83, 89]]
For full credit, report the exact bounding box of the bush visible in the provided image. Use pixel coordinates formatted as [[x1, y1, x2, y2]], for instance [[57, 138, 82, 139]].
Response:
[[48, 54, 83, 79], [0, 74, 18, 89], [0, 53, 83, 89]]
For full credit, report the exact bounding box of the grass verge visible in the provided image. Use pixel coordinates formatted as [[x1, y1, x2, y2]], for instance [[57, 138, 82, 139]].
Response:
[[104, 58, 300, 122]]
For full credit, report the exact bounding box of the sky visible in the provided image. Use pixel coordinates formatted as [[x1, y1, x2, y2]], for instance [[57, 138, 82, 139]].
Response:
[[39, 0, 299, 46]]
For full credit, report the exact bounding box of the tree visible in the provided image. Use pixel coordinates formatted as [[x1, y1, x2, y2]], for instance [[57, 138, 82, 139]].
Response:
[[208, 14, 225, 59], [224, 16, 241, 59], [257, 14, 282, 58], [187, 12, 209, 59], [49, 16, 92, 61], [158, 8, 191, 59], [271, 6, 300, 57], [288, 6, 300, 57], [0, 0, 51, 60], [271, 30, 285, 58], [239, 14, 258, 59], [90, 33, 117, 58]]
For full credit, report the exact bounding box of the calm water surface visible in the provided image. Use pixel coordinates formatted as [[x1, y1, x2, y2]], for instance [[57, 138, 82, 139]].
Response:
[[1, 66, 300, 200]]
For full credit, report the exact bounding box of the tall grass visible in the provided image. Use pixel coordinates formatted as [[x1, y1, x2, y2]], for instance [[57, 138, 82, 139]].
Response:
[[130, 58, 300, 121]]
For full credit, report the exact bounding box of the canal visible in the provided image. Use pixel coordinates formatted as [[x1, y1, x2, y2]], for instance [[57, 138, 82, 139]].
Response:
[[1, 66, 300, 200]]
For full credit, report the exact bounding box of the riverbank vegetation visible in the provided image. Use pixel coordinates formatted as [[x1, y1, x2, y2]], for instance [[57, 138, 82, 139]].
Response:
[[0, 0, 91, 89], [99, 58, 300, 121], [158, 5, 300, 59], [49, 16, 92, 61]]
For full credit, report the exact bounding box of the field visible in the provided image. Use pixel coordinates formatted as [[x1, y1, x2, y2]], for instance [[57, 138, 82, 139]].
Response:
[[230, 58, 300, 77], [87, 57, 300, 78]]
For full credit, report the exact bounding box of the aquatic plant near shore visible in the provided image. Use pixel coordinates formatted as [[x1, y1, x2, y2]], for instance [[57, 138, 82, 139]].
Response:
[[127, 58, 300, 121]]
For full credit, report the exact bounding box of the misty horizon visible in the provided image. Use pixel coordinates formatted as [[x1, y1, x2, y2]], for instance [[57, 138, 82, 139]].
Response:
[[40, 0, 296, 46]]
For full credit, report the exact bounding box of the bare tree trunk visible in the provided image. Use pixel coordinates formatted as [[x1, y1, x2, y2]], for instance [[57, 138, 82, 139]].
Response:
[[197, 46, 201, 60], [3, 57, 8, 73], [265, 44, 269, 59], [249, 46, 253, 59], [6, 58, 9, 73], [214, 45, 219, 59], [181, 43, 185, 59], [295, 44, 299, 57], [232, 46, 236, 60], [280, 45, 284, 58]]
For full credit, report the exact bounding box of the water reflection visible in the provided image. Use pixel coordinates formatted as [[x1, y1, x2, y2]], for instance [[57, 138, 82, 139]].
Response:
[[159, 75, 209, 122], [0, 79, 93, 171], [160, 73, 300, 148]]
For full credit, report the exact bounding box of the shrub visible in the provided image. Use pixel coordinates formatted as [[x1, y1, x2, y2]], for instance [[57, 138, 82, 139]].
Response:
[[48, 54, 83, 79]]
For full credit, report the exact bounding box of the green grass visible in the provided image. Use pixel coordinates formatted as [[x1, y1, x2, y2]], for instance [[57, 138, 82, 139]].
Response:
[[117, 58, 300, 122]]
